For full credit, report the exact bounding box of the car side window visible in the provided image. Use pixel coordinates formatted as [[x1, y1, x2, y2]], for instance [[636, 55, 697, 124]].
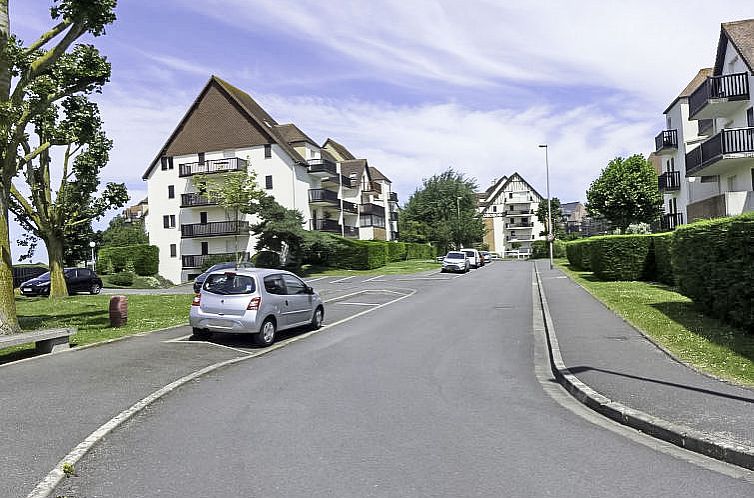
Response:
[[79, 269, 91, 277], [263, 275, 286, 295], [282, 274, 307, 295]]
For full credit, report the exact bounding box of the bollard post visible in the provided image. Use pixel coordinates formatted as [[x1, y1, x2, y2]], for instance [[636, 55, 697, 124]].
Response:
[[109, 295, 128, 327]]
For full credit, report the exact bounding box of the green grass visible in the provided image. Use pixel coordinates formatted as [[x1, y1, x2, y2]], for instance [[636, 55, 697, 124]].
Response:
[[555, 259, 754, 387], [101, 273, 175, 289], [1, 294, 193, 364], [300, 259, 441, 277]]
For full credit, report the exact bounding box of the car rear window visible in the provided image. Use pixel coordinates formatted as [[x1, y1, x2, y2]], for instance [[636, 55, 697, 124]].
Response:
[[446, 252, 465, 259], [203, 273, 256, 295], [463, 250, 475, 257]]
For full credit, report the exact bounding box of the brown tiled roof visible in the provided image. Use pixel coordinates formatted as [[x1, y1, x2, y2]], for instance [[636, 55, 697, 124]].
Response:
[[717, 19, 754, 74], [323, 138, 356, 161], [340, 159, 368, 180], [320, 149, 338, 163], [275, 123, 317, 146], [369, 166, 390, 183], [663, 68, 712, 114]]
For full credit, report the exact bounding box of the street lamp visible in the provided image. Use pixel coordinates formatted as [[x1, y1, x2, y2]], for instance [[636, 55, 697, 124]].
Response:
[[538, 144, 553, 270], [456, 196, 462, 249], [89, 241, 96, 271]]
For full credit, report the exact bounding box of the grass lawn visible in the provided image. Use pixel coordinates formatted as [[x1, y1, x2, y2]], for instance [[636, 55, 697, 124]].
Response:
[[101, 273, 175, 289], [301, 259, 441, 277], [555, 259, 754, 387], [1, 294, 193, 364]]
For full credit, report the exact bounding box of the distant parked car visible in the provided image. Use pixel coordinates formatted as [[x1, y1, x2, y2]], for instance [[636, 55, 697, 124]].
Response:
[[440, 251, 470, 273], [19, 268, 102, 297], [480, 251, 492, 264], [190, 268, 324, 346], [460, 248, 483, 268], [193, 261, 255, 293], [489, 252, 502, 260]]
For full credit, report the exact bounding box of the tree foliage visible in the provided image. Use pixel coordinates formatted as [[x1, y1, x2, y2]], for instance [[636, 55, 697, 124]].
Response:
[[399, 168, 484, 252], [250, 196, 308, 267], [101, 216, 148, 247], [535, 196, 564, 238], [586, 154, 663, 232]]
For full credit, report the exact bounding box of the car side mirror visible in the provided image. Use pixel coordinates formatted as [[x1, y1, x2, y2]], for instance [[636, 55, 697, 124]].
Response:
[[305, 286, 314, 294]]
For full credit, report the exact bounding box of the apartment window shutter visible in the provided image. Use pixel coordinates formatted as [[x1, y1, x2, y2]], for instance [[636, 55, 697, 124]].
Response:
[[163, 215, 170, 228]]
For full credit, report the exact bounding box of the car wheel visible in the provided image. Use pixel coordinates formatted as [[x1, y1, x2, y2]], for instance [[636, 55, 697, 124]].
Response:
[[90, 283, 101, 295], [440, 268, 446, 273], [192, 327, 211, 340], [310, 306, 324, 330], [253, 318, 276, 346]]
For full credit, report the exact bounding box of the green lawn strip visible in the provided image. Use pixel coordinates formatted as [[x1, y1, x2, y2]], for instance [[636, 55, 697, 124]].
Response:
[[101, 273, 175, 289], [555, 259, 754, 387], [302, 259, 441, 277], [0, 294, 193, 364]]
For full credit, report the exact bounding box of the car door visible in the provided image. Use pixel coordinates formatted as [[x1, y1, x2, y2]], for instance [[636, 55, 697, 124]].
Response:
[[263, 274, 291, 326], [76, 269, 92, 292], [282, 274, 313, 327], [64, 269, 79, 293]]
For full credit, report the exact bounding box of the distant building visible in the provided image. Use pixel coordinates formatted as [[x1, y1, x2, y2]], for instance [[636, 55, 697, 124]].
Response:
[[122, 198, 148, 223]]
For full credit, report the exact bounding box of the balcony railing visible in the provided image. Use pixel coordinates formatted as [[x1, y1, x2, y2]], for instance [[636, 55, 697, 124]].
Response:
[[310, 219, 341, 233], [308, 188, 339, 204], [363, 182, 383, 194], [307, 159, 337, 176], [685, 127, 754, 176], [180, 193, 217, 208], [181, 220, 249, 238], [179, 157, 247, 177], [688, 72, 749, 119], [360, 203, 385, 217], [506, 222, 534, 228], [182, 252, 250, 269], [390, 211, 398, 221], [658, 171, 681, 192], [506, 209, 533, 216], [342, 200, 358, 214], [343, 226, 359, 238], [654, 129, 678, 154], [660, 213, 684, 231], [388, 192, 398, 202]]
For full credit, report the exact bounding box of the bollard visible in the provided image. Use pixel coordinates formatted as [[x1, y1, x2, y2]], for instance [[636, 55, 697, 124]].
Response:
[[109, 295, 128, 327]]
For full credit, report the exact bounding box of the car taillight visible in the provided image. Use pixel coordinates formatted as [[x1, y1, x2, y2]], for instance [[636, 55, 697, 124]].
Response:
[[247, 296, 261, 310], [191, 294, 201, 306]]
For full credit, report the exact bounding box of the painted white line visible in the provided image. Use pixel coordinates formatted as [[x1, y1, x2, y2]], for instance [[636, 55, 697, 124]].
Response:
[[26, 288, 416, 498], [330, 275, 356, 283], [304, 276, 327, 283], [362, 275, 384, 282], [165, 339, 253, 355], [395, 277, 453, 281], [333, 302, 381, 306]]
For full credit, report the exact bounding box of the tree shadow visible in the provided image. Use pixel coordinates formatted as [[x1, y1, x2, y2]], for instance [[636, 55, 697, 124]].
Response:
[[18, 309, 110, 330]]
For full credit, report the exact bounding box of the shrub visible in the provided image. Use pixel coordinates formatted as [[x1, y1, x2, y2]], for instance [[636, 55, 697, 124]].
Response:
[[98, 245, 159, 276], [406, 242, 434, 260], [566, 239, 593, 270], [649, 233, 674, 285], [386, 241, 407, 262], [672, 213, 754, 332], [531, 240, 567, 259], [588, 235, 653, 281], [109, 271, 135, 286], [254, 250, 281, 268]]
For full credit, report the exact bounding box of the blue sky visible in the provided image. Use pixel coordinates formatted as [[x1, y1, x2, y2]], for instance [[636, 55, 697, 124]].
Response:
[[8, 1, 754, 263]]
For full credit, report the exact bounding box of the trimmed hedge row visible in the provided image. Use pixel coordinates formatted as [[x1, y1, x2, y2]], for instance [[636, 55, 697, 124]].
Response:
[[588, 235, 653, 281], [649, 233, 674, 285], [566, 238, 592, 270], [531, 240, 566, 259], [98, 244, 159, 276], [327, 239, 433, 270]]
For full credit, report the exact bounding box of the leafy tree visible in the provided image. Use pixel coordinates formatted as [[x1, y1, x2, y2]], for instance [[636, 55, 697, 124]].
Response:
[[0, 1, 117, 332], [399, 168, 484, 253], [586, 154, 663, 233], [10, 96, 128, 298], [101, 216, 148, 247], [250, 196, 308, 268], [535, 197, 564, 238], [63, 221, 101, 266]]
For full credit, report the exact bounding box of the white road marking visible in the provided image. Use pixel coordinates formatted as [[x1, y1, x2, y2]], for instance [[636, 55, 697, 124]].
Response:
[[394, 277, 453, 281], [334, 302, 381, 306], [304, 276, 328, 283], [362, 275, 384, 282], [330, 276, 356, 283]]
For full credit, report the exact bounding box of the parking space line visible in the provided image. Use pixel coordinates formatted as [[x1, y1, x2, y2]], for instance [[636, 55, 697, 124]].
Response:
[[334, 302, 381, 306], [304, 276, 327, 283], [362, 275, 384, 282], [395, 276, 453, 281], [330, 276, 356, 283]]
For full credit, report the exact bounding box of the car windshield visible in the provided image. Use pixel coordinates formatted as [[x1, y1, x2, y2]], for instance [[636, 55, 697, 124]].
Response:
[[203, 273, 256, 295], [445, 252, 465, 259], [35, 272, 51, 281]]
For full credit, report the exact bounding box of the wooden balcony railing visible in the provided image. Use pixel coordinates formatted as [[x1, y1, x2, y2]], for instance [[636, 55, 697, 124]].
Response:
[[181, 220, 250, 238], [180, 193, 217, 208], [688, 72, 749, 119], [685, 127, 754, 176], [658, 171, 681, 192], [654, 129, 678, 152], [179, 157, 247, 177]]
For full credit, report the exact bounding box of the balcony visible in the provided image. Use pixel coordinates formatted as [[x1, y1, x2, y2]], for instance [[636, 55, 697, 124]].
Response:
[[654, 130, 678, 155], [182, 252, 250, 269], [343, 226, 359, 238], [389, 192, 398, 202], [687, 191, 754, 222], [658, 171, 681, 192], [688, 72, 749, 120], [181, 220, 249, 238], [506, 209, 533, 216], [308, 188, 339, 206], [180, 193, 217, 208], [685, 127, 754, 177], [698, 119, 714, 137], [659, 213, 684, 232], [307, 159, 337, 177], [390, 211, 398, 221], [311, 219, 341, 233], [363, 182, 383, 194], [360, 203, 385, 217], [179, 157, 247, 177], [342, 200, 358, 214], [506, 222, 534, 229]]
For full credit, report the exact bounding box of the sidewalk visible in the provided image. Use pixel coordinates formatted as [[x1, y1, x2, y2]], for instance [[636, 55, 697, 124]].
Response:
[[534, 261, 754, 469]]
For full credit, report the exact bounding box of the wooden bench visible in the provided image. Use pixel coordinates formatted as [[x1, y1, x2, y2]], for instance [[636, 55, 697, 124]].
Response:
[[0, 328, 75, 354]]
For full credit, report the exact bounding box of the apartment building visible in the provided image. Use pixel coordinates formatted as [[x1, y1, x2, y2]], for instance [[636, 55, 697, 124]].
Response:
[[476, 173, 546, 257], [142, 76, 399, 283], [654, 19, 754, 228]]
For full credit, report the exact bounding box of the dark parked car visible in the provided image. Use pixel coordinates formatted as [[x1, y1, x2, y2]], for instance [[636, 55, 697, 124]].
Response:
[[193, 261, 255, 293], [19, 268, 103, 297]]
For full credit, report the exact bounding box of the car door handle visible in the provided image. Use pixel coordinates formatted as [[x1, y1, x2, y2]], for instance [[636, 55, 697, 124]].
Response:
[[285, 300, 289, 305]]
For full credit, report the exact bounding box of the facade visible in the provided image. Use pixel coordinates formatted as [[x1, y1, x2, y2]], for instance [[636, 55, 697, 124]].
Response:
[[122, 198, 148, 224], [476, 173, 546, 257], [654, 20, 754, 229], [143, 76, 399, 283]]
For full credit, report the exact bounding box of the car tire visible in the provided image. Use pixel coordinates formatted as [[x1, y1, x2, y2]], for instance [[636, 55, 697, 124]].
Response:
[[253, 318, 276, 347], [310, 306, 324, 330], [192, 327, 211, 340], [90, 283, 101, 295], [440, 268, 446, 273]]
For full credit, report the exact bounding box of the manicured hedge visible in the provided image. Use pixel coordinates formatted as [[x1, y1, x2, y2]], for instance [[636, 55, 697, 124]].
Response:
[[329, 239, 387, 270], [649, 233, 674, 285], [672, 213, 754, 332], [98, 244, 159, 276], [566, 238, 593, 270], [406, 242, 434, 260], [587, 235, 653, 281], [386, 241, 407, 262], [531, 240, 566, 259]]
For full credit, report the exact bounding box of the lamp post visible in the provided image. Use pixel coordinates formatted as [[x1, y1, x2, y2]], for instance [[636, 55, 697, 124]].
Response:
[[538, 144, 553, 270], [456, 196, 462, 249], [89, 241, 96, 271]]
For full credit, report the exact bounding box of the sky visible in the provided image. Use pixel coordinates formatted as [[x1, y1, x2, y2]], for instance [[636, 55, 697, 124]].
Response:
[[8, 0, 754, 262]]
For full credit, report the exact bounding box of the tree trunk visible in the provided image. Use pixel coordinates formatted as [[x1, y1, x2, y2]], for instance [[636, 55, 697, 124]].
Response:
[[0, 0, 10, 100], [44, 234, 68, 298], [0, 191, 19, 334]]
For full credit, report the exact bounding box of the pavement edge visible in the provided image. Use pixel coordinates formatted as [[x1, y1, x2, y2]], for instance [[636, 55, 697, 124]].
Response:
[[533, 262, 754, 471]]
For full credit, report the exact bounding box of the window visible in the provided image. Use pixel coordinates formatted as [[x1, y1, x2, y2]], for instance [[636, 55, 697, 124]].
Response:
[[727, 175, 738, 191], [170, 244, 177, 257], [747, 108, 754, 128], [198, 152, 205, 165], [264, 274, 286, 295], [666, 115, 672, 129], [492, 205, 497, 213], [283, 274, 307, 295], [160, 156, 174, 170], [201, 242, 208, 255], [200, 212, 208, 224], [265, 175, 273, 190], [163, 215, 176, 228], [168, 185, 175, 199], [78, 269, 91, 277], [264, 144, 272, 158], [204, 274, 256, 295]]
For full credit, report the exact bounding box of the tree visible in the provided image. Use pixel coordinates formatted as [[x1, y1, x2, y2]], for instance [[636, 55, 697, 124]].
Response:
[[101, 216, 148, 247], [535, 197, 564, 238], [399, 168, 484, 253], [0, 1, 117, 333], [586, 154, 663, 232], [10, 96, 128, 298], [250, 196, 308, 267]]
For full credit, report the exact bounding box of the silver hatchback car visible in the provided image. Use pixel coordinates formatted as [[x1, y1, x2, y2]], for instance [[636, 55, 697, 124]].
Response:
[[189, 268, 324, 346]]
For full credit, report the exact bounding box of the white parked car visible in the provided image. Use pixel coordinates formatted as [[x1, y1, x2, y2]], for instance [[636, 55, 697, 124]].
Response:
[[189, 268, 324, 346], [440, 251, 470, 273], [460, 248, 483, 268]]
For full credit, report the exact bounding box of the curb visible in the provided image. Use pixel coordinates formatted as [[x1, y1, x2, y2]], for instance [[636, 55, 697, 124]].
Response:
[[533, 263, 754, 471]]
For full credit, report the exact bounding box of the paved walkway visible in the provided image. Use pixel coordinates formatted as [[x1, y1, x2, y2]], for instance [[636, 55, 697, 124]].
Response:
[[535, 261, 753, 466]]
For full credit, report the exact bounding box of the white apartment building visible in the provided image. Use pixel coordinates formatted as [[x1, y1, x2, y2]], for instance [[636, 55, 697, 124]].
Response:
[[476, 173, 546, 257], [143, 76, 399, 283], [655, 19, 754, 228]]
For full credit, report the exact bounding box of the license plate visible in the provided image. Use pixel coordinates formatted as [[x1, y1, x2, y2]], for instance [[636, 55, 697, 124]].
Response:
[[23, 288, 32, 292]]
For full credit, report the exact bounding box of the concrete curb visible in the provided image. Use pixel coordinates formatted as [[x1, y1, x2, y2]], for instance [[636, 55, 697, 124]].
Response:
[[533, 263, 754, 471]]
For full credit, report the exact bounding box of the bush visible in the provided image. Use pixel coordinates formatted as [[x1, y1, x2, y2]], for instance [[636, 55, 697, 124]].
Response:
[[108, 271, 135, 286], [98, 245, 158, 276], [406, 242, 434, 260], [649, 233, 674, 285], [588, 235, 653, 281], [531, 240, 566, 259], [254, 250, 281, 268], [566, 239, 593, 270], [672, 213, 754, 332], [386, 241, 407, 262]]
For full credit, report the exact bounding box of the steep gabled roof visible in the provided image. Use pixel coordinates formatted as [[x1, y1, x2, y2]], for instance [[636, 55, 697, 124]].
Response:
[[369, 166, 391, 183], [715, 19, 754, 75], [663, 68, 712, 114], [480, 172, 543, 214], [142, 75, 306, 180], [323, 138, 356, 161], [340, 159, 370, 182], [275, 123, 318, 146], [476, 176, 508, 207]]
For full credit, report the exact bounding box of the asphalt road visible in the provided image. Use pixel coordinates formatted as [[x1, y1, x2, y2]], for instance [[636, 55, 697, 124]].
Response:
[[16, 261, 754, 496]]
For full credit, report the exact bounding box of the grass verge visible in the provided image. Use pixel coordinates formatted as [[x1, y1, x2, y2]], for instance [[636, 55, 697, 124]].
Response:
[[101, 273, 175, 289], [556, 259, 754, 387], [1, 294, 193, 365], [301, 259, 441, 277]]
